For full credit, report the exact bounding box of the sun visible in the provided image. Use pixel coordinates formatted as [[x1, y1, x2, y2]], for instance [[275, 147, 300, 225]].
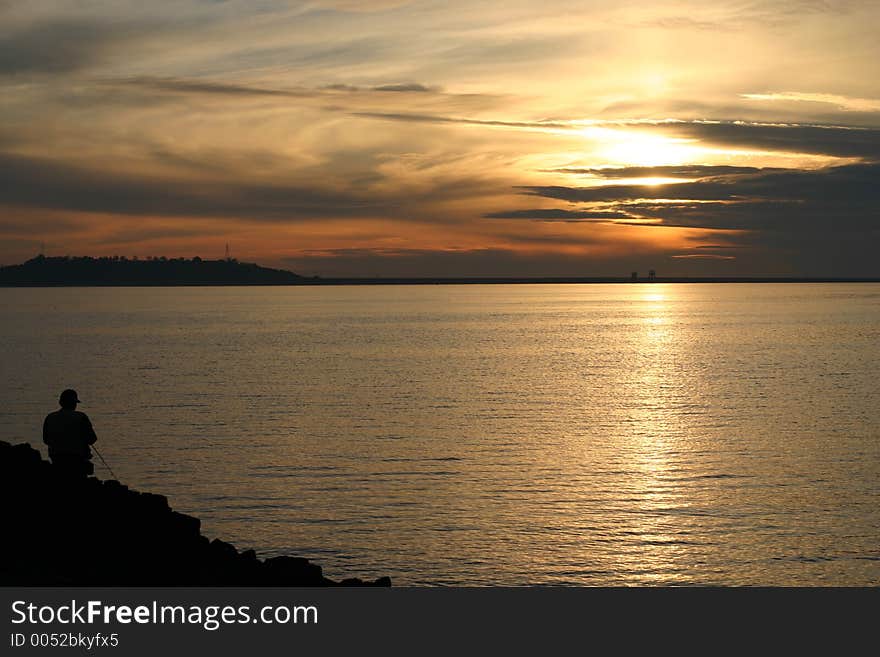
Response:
[[600, 131, 700, 167], [580, 127, 702, 167]]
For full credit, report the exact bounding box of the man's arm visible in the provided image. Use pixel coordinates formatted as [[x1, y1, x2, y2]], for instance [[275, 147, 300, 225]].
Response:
[[82, 414, 97, 445], [43, 416, 52, 446]]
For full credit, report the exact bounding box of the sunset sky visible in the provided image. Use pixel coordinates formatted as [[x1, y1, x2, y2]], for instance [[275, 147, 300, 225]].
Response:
[[1, 0, 878, 277]]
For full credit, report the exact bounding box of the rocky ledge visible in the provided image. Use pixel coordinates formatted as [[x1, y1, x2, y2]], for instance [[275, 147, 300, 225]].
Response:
[[0, 441, 390, 586]]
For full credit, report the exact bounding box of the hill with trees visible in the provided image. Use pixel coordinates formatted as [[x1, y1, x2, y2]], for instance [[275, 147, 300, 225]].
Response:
[[0, 255, 309, 286]]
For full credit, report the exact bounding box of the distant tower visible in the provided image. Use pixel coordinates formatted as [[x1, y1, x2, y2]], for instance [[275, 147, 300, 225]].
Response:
[[225, 242, 230, 261], [648, 269, 656, 281], [631, 271, 638, 281], [39, 241, 45, 257]]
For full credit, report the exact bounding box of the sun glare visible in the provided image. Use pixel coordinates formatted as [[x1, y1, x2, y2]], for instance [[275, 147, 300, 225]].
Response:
[[576, 126, 707, 167], [616, 176, 691, 186], [599, 131, 699, 166]]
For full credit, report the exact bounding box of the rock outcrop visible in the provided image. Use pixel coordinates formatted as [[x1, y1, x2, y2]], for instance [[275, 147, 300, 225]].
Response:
[[0, 441, 390, 586]]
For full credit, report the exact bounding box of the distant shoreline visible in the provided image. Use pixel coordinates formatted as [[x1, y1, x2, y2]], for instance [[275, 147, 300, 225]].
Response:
[[3, 277, 880, 287], [4, 256, 878, 286]]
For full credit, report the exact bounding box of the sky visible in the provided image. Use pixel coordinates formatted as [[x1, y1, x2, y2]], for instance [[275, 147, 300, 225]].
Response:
[[1, 0, 879, 277]]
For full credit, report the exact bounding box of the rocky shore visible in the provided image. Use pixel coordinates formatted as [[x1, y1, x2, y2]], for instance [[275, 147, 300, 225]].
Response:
[[0, 441, 390, 586]]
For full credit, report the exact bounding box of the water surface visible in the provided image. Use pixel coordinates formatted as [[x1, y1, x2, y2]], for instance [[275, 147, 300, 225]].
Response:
[[2, 283, 878, 585]]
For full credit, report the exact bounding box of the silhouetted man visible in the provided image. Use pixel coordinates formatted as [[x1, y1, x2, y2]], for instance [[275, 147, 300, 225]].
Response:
[[43, 389, 97, 477]]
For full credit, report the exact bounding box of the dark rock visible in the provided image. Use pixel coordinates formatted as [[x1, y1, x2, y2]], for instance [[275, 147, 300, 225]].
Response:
[[167, 511, 201, 537], [209, 538, 239, 560], [139, 492, 170, 514], [263, 556, 324, 585], [9, 443, 41, 466], [0, 442, 390, 587]]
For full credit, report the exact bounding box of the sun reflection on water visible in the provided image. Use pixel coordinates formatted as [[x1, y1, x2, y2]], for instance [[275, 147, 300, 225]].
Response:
[[614, 284, 698, 583]]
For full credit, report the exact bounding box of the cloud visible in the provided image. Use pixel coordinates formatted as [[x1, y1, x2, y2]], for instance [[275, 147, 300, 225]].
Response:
[[638, 0, 865, 32], [0, 147, 503, 227], [0, 212, 81, 237], [552, 165, 782, 178], [0, 152, 383, 221], [519, 182, 740, 203], [351, 113, 880, 160], [281, 245, 667, 278], [1, 1, 878, 276], [523, 163, 880, 207], [351, 111, 571, 131], [373, 83, 435, 92], [116, 76, 316, 98], [657, 121, 880, 159], [499, 164, 880, 276], [742, 92, 880, 113], [0, 19, 156, 75], [483, 208, 631, 221], [644, 16, 736, 31], [501, 161, 880, 275], [323, 81, 441, 93], [308, 0, 415, 11], [106, 77, 452, 109]]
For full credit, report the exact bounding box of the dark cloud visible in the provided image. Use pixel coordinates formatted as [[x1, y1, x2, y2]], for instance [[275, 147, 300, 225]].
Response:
[[99, 224, 214, 245], [324, 81, 437, 93], [520, 182, 738, 203], [282, 246, 666, 278], [653, 121, 880, 159], [0, 213, 81, 236], [111, 77, 442, 103], [523, 163, 880, 207], [595, 95, 880, 129], [0, 152, 381, 220], [0, 20, 158, 75], [609, 201, 805, 231], [115, 76, 316, 98], [497, 160, 880, 275], [693, 244, 747, 249], [373, 83, 434, 92], [352, 111, 570, 130], [0, 149, 498, 224], [483, 208, 630, 221]]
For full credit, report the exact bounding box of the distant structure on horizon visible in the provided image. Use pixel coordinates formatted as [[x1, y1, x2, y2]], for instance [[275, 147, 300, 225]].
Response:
[[631, 271, 638, 281], [0, 255, 307, 286], [648, 269, 656, 281]]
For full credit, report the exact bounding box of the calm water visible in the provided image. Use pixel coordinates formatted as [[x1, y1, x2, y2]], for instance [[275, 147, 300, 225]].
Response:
[[2, 284, 879, 585]]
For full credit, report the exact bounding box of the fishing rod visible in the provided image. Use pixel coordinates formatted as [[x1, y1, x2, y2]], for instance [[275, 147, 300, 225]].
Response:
[[92, 445, 118, 480]]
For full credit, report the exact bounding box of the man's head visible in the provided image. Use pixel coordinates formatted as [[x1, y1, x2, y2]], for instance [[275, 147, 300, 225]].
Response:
[[59, 389, 81, 410]]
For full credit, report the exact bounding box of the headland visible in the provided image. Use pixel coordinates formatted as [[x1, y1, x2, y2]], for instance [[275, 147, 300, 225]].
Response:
[[0, 441, 390, 586]]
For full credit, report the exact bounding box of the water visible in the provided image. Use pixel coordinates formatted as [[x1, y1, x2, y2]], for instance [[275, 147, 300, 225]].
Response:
[[2, 283, 879, 585]]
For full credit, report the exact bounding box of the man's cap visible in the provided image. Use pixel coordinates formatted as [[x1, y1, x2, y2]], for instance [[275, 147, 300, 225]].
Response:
[[59, 389, 81, 405]]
